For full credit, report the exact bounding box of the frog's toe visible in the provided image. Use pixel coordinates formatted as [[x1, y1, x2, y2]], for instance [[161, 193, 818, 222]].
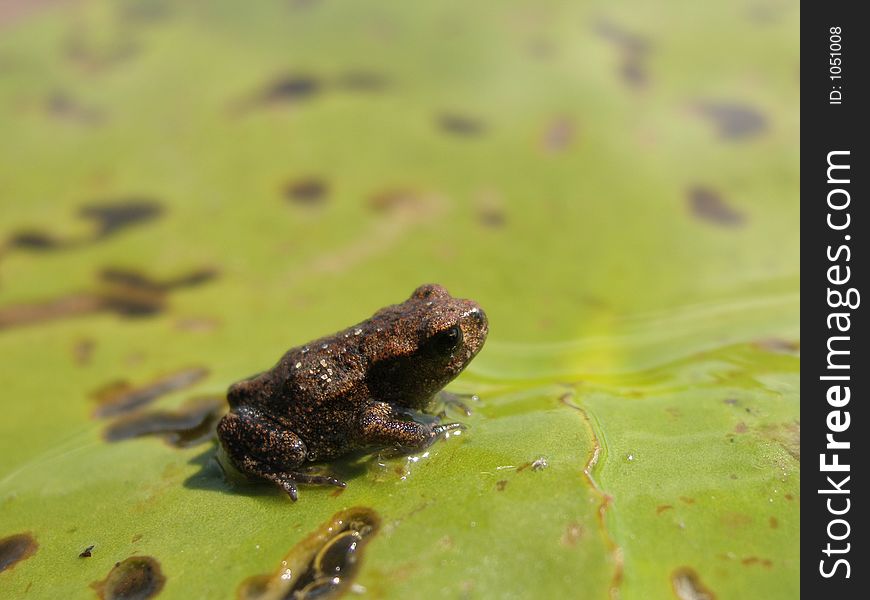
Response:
[[292, 472, 347, 489], [435, 392, 475, 417], [262, 473, 299, 500]]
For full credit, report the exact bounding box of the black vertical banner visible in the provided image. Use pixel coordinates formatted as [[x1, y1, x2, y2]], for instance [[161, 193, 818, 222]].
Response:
[[803, 3, 867, 596]]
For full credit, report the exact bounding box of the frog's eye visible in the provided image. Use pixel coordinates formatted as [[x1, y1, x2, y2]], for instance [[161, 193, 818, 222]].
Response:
[[431, 325, 463, 355]]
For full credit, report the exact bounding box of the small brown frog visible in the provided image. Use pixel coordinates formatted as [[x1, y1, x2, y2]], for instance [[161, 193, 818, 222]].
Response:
[[217, 284, 488, 500]]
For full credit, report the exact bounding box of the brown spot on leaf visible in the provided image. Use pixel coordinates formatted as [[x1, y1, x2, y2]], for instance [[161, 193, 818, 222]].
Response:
[[656, 504, 673, 515], [679, 496, 696, 505], [4, 198, 162, 256], [79, 545, 94, 558], [73, 338, 96, 365], [672, 567, 715, 600], [0, 294, 104, 329], [45, 91, 104, 124], [753, 338, 800, 353], [769, 517, 779, 529], [284, 178, 329, 206], [92, 367, 210, 418], [0, 533, 38, 573], [91, 556, 165, 600], [594, 20, 650, 54], [541, 117, 575, 153], [741, 556, 772, 568], [6, 230, 64, 250], [478, 207, 506, 228], [103, 396, 224, 447], [368, 189, 423, 214], [696, 102, 767, 140], [338, 71, 389, 92], [784, 493, 794, 501], [560, 522, 584, 547], [174, 317, 220, 333], [80, 199, 164, 239], [720, 512, 752, 529], [734, 422, 748, 434], [688, 186, 745, 227], [100, 266, 217, 292], [437, 113, 486, 137], [239, 507, 379, 600], [475, 189, 507, 228], [495, 480, 508, 491], [0, 267, 217, 330], [257, 74, 322, 105], [594, 20, 651, 89]]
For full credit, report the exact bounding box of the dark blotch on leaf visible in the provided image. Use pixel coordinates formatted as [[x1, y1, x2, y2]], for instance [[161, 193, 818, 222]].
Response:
[[437, 113, 486, 137], [688, 187, 745, 227], [496, 480, 508, 491], [0, 533, 38, 573], [261, 75, 322, 103], [284, 178, 329, 205], [0, 267, 217, 330], [697, 102, 767, 140], [92, 367, 210, 418], [103, 396, 224, 447], [672, 567, 716, 600], [79, 545, 95, 558], [80, 199, 164, 239], [3, 199, 163, 258], [100, 266, 218, 293], [91, 556, 165, 600], [594, 20, 652, 89], [594, 20, 650, 55], [7, 231, 64, 250], [620, 60, 648, 88], [239, 507, 379, 600], [478, 208, 506, 228]]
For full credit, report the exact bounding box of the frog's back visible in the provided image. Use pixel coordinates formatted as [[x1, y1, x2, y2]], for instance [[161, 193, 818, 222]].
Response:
[[271, 331, 370, 410]]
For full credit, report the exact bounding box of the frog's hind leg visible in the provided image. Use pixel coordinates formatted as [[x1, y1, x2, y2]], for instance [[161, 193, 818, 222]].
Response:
[[218, 408, 347, 501], [218, 407, 309, 500]]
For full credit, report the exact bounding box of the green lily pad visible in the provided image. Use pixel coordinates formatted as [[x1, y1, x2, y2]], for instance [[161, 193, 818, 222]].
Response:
[[1, 0, 798, 598]]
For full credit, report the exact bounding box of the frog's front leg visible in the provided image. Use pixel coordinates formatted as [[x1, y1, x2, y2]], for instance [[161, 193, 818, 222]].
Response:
[[357, 401, 464, 452], [217, 407, 345, 501]]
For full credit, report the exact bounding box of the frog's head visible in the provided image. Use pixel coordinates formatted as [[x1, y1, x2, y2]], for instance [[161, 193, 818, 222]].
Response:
[[364, 284, 488, 408]]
